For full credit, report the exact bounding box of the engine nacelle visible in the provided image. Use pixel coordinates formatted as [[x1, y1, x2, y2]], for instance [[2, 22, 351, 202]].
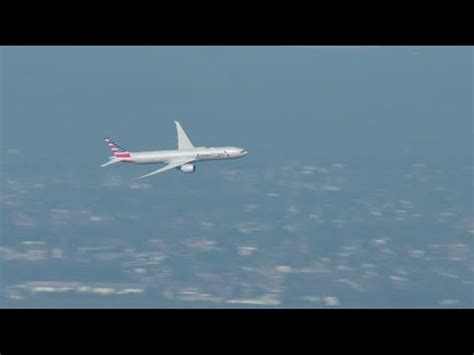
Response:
[[179, 163, 196, 173]]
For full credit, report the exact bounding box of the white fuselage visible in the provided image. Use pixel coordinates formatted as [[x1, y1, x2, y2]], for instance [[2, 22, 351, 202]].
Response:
[[116, 146, 248, 165]]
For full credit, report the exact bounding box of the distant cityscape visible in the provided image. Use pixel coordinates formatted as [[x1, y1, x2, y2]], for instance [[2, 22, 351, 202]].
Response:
[[1, 159, 472, 307]]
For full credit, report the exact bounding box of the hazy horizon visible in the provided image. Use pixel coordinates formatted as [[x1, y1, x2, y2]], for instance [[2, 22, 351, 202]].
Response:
[[1, 46, 472, 307]]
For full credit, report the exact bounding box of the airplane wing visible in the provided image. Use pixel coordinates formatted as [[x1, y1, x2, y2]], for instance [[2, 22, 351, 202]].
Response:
[[174, 121, 194, 150], [135, 160, 193, 179]]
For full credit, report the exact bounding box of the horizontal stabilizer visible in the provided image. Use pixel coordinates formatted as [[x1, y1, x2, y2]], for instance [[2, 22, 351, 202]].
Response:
[[100, 158, 121, 167]]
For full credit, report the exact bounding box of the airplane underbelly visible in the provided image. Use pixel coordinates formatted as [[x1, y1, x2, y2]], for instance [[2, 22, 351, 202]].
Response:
[[131, 155, 163, 164], [131, 152, 194, 164]]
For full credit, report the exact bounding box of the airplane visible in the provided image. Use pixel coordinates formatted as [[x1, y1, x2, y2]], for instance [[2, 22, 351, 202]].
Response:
[[100, 121, 248, 179]]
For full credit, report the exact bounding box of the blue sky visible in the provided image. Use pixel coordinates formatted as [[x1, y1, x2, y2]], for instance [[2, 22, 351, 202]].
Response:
[[2, 46, 472, 167]]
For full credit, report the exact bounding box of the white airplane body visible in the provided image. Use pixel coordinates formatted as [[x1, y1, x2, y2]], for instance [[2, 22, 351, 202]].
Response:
[[101, 121, 248, 179]]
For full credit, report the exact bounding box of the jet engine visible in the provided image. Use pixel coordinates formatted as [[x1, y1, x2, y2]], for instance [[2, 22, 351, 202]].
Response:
[[179, 163, 196, 173]]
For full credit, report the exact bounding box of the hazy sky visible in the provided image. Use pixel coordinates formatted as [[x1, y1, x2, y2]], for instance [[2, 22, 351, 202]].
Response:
[[0, 46, 472, 308], [2, 46, 472, 169]]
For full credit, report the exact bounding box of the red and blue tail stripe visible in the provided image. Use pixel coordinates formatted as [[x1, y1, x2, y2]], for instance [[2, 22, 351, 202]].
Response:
[[104, 137, 133, 161]]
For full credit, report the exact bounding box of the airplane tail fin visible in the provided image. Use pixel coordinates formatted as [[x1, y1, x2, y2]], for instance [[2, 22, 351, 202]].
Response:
[[104, 137, 132, 159], [174, 121, 194, 150]]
